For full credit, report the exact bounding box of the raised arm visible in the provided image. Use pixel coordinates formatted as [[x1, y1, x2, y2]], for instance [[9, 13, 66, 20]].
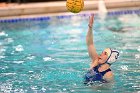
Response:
[[86, 15, 99, 62]]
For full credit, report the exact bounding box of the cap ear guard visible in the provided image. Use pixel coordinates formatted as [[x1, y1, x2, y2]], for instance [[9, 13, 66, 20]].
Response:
[[107, 49, 119, 65], [103, 48, 119, 65]]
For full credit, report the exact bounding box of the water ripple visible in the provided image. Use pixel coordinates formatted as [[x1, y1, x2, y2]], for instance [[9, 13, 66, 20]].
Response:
[[14, 45, 24, 52]]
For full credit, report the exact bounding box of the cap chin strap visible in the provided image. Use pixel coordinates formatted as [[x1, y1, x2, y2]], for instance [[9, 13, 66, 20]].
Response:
[[105, 50, 112, 66], [98, 61, 111, 67], [106, 62, 111, 66]]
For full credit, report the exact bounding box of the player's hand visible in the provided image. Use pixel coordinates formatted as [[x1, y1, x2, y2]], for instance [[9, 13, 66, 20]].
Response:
[[88, 14, 94, 28]]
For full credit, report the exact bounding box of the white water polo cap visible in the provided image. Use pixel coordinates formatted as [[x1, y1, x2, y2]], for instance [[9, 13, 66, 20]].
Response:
[[103, 48, 119, 65]]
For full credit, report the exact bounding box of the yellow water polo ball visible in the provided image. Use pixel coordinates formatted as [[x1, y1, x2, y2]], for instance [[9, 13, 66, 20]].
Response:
[[66, 0, 84, 13]]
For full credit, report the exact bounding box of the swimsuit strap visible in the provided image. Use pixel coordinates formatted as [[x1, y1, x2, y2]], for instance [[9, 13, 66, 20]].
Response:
[[100, 61, 111, 66], [93, 65, 111, 76], [93, 65, 100, 73], [100, 68, 111, 76]]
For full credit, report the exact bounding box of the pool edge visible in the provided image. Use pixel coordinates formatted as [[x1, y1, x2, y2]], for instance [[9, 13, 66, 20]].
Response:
[[0, 0, 140, 17]]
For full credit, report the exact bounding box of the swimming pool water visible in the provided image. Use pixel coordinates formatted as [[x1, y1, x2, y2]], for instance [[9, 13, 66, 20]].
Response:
[[0, 12, 140, 93]]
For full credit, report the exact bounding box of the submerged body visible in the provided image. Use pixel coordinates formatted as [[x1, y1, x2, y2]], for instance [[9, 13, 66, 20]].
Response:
[[84, 64, 112, 83], [84, 59, 114, 84]]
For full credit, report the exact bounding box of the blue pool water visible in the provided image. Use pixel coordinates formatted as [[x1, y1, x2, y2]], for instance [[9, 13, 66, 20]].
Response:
[[0, 11, 140, 93]]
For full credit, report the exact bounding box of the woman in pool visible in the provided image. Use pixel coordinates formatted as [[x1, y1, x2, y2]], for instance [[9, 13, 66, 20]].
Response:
[[84, 15, 119, 84]]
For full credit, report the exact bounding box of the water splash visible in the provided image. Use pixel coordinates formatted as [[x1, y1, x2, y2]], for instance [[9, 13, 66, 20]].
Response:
[[26, 54, 36, 60], [43, 56, 53, 62], [0, 31, 8, 37], [120, 65, 128, 71], [135, 54, 140, 59], [14, 45, 24, 52], [13, 60, 25, 64], [137, 46, 140, 52]]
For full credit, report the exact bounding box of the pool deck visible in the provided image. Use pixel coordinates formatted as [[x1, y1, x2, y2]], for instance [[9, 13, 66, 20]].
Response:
[[0, 0, 140, 18]]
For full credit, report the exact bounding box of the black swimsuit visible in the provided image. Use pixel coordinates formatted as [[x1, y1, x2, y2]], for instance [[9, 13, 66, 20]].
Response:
[[84, 65, 111, 84]]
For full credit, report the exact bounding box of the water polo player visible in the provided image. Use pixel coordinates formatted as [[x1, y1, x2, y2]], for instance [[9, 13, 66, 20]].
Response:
[[84, 15, 119, 84]]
